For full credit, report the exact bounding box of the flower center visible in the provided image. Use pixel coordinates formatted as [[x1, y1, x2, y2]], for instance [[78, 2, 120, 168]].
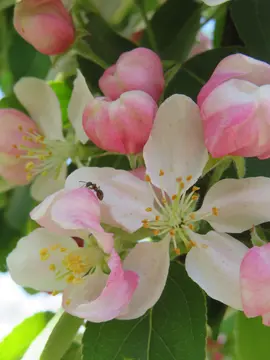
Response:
[[13, 126, 75, 181], [142, 170, 218, 254]]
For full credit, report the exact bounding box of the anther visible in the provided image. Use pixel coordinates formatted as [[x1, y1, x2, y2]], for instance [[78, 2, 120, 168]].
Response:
[[52, 291, 59, 296], [170, 229, 175, 236], [60, 247, 67, 252], [176, 177, 182, 183], [18, 125, 23, 132], [192, 186, 200, 191], [189, 213, 196, 220], [171, 194, 177, 201], [180, 182, 185, 189], [143, 222, 149, 228], [188, 224, 194, 230], [141, 219, 149, 224], [153, 230, 160, 236], [201, 244, 209, 249], [145, 174, 151, 182], [155, 215, 160, 221], [145, 207, 152, 212], [49, 264, 56, 271], [65, 299, 71, 306], [186, 175, 192, 181], [190, 240, 197, 247], [161, 197, 167, 204], [66, 275, 75, 283], [12, 144, 18, 149], [191, 195, 199, 201], [40, 248, 49, 261], [25, 161, 34, 171], [212, 207, 219, 216], [174, 248, 181, 255], [159, 169, 165, 176]]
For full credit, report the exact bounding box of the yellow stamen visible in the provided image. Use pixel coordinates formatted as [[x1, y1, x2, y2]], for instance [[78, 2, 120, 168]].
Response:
[[186, 175, 192, 181], [50, 244, 60, 251], [65, 299, 71, 306], [176, 177, 182, 183], [60, 247, 67, 252], [49, 264, 56, 271], [52, 290, 59, 296], [180, 182, 185, 189], [171, 194, 177, 201], [145, 174, 151, 182], [159, 169, 165, 176], [143, 222, 149, 228], [153, 230, 160, 236], [27, 151, 34, 156], [161, 197, 167, 204], [155, 215, 160, 221], [170, 229, 175, 236], [174, 248, 181, 255], [12, 144, 18, 149], [191, 195, 199, 201], [25, 161, 34, 171], [189, 213, 196, 220], [66, 274, 75, 283], [192, 186, 200, 191], [188, 224, 194, 230], [26, 173, 32, 181], [18, 125, 23, 132], [190, 240, 197, 247], [212, 207, 219, 216], [145, 207, 152, 212], [40, 248, 49, 261], [141, 219, 149, 224]]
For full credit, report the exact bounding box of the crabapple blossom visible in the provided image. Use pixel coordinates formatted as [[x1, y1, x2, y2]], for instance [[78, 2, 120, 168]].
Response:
[[7, 188, 140, 322], [66, 94, 270, 310], [14, 0, 75, 55], [198, 54, 270, 159], [240, 243, 270, 326], [99, 48, 165, 102], [0, 71, 91, 200], [83, 91, 157, 154]]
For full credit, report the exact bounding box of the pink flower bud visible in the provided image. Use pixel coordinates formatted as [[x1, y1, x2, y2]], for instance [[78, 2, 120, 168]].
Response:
[[99, 48, 165, 102], [83, 90, 158, 154], [0, 109, 41, 184], [240, 243, 270, 326], [13, 0, 75, 55], [198, 54, 270, 158], [189, 32, 212, 59]]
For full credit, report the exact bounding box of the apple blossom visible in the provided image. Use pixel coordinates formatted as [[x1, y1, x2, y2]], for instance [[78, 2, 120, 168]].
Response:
[[0, 71, 91, 200], [83, 91, 157, 154], [66, 94, 270, 310], [198, 54, 270, 158], [99, 48, 165, 102], [14, 0, 75, 55], [240, 243, 270, 326]]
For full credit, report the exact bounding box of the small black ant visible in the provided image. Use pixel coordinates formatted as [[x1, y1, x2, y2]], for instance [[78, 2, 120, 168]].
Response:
[[79, 181, 104, 201]]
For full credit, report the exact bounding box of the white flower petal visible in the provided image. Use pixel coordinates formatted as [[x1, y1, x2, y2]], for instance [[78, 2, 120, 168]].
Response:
[[144, 94, 208, 196], [118, 237, 170, 320], [202, 0, 229, 5], [7, 228, 78, 292], [14, 78, 64, 140], [65, 167, 154, 232], [68, 70, 93, 144], [198, 177, 270, 233], [31, 164, 67, 201], [185, 231, 248, 309]]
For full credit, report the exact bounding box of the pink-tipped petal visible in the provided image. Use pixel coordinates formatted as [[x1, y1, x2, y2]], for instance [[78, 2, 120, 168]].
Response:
[[63, 249, 139, 322], [99, 48, 164, 102], [241, 244, 270, 318]]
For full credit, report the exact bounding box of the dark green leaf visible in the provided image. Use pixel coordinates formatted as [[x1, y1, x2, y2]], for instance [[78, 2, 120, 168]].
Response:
[[9, 32, 50, 82], [0, 94, 26, 113], [77, 56, 104, 94], [232, 0, 270, 63], [245, 158, 270, 178], [213, 4, 228, 48], [83, 262, 206, 360], [82, 12, 135, 65], [142, 0, 202, 61], [0, 312, 53, 360], [62, 342, 82, 360], [165, 47, 246, 101], [235, 312, 270, 360], [5, 185, 34, 231]]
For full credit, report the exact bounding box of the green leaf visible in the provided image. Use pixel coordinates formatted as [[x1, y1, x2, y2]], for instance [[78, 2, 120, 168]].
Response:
[[40, 312, 83, 360], [245, 157, 270, 178], [165, 47, 246, 101], [82, 262, 206, 360], [77, 56, 104, 94], [5, 185, 35, 231], [235, 312, 270, 360], [141, 0, 202, 61], [81, 12, 135, 66], [0, 0, 14, 11], [213, 4, 228, 48], [8, 32, 50, 82], [62, 342, 82, 360], [0, 94, 26, 113], [232, 0, 270, 63], [0, 312, 53, 360]]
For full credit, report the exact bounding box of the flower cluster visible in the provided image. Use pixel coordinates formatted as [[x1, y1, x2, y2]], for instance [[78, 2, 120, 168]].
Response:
[[4, 5, 270, 326]]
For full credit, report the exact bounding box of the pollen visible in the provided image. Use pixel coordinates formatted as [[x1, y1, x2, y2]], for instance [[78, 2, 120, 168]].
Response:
[[60, 247, 67, 252], [145, 207, 152, 212], [141, 219, 148, 224], [201, 244, 209, 249], [186, 175, 192, 181], [180, 181, 185, 189], [174, 248, 181, 255], [155, 215, 160, 221], [50, 244, 60, 251], [66, 274, 75, 283], [190, 240, 197, 247], [49, 264, 56, 271], [159, 169, 165, 176], [171, 194, 177, 201], [192, 186, 200, 191], [169, 229, 175, 236], [64, 254, 88, 274], [161, 197, 167, 204], [40, 248, 49, 261], [12, 144, 18, 149], [143, 222, 149, 228], [26, 173, 32, 181], [212, 207, 219, 216], [25, 161, 34, 171], [153, 230, 160, 236], [145, 174, 151, 182]]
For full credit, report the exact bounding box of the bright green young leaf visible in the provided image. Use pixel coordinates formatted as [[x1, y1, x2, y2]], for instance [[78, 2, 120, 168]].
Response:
[[0, 312, 53, 360], [232, 0, 270, 63], [82, 262, 206, 360], [0, 0, 14, 11], [8, 32, 50, 82], [165, 47, 246, 101], [5, 185, 35, 231], [141, 0, 202, 61], [235, 312, 270, 360]]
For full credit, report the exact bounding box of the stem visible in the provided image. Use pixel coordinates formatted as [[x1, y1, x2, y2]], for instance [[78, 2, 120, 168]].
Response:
[[134, 0, 158, 52], [40, 312, 84, 360]]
